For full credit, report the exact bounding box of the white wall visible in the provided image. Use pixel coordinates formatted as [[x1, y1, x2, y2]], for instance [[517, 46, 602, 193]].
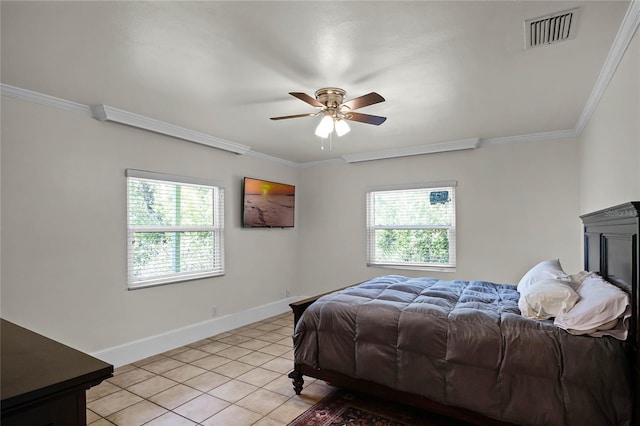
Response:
[[0, 97, 300, 353], [1, 94, 584, 359], [579, 31, 640, 213], [297, 139, 581, 295], [15, 38, 640, 356]]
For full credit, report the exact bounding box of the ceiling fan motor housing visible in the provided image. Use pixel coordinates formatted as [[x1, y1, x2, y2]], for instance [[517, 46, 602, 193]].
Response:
[[270, 87, 385, 126], [315, 87, 346, 109]]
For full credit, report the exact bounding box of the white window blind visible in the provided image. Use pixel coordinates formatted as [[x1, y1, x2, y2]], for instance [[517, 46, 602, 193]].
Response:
[[366, 182, 456, 271], [126, 169, 225, 289]]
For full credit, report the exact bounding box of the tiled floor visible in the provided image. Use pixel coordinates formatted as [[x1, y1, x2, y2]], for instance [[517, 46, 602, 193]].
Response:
[[86, 312, 334, 425]]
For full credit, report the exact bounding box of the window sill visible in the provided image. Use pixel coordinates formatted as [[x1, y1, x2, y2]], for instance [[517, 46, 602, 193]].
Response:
[[128, 271, 225, 290]]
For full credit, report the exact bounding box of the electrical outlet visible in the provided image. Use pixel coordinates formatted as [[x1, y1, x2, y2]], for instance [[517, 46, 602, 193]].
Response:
[[285, 289, 291, 297], [211, 306, 217, 317]]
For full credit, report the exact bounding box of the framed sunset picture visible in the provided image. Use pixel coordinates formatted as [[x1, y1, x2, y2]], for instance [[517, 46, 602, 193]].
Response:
[[242, 177, 295, 228]]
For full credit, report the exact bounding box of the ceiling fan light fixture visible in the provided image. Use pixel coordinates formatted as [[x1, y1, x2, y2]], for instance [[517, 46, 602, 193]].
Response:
[[335, 119, 350, 137], [315, 114, 334, 138]]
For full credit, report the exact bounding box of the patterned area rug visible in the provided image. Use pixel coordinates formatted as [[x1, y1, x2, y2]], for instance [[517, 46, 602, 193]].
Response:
[[288, 388, 470, 426]]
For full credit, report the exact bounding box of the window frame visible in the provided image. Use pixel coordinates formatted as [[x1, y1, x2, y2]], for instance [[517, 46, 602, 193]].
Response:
[[126, 169, 225, 290], [366, 181, 457, 272]]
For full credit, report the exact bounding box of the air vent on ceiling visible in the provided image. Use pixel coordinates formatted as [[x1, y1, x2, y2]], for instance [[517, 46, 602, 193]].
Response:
[[525, 8, 579, 49]]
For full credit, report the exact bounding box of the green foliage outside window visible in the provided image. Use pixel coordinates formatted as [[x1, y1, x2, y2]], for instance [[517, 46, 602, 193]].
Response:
[[376, 229, 449, 264], [369, 187, 454, 267], [128, 179, 216, 281]]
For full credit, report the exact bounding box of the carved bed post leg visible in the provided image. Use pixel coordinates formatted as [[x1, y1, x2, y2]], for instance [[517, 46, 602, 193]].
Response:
[[288, 365, 304, 395]]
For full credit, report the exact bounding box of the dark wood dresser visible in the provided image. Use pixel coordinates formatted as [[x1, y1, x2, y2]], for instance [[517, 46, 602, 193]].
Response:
[[1, 319, 113, 426]]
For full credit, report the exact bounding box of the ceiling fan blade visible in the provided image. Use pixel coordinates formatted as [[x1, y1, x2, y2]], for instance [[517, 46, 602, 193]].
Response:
[[340, 92, 385, 111], [345, 112, 387, 126], [289, 92, 324, 108], [270, 113, 317, 120]]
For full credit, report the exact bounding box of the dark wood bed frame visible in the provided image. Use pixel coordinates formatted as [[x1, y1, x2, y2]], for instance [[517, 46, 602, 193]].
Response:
[[288, 201, 639, 425]]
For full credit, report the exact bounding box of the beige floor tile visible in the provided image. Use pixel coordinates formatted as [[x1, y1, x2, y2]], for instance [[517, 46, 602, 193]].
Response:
[[207, 379, 258, 403], [107, 367, 156, 388], [144, 411, 198, 425], [148, 384, 202, 410], [113, 364, 137, 375], [161, 364, 207, 382], [252, 417, 287, 426], [216, 334, 252, 345], [237, 351, 275, 367], [87, 389, 143, 417], [236, 367, 281, 387], [106, 400, 167, 425], [162, 346, 190, 357], [170, 348, 210, 363], [266, 398, 312, 423], [210, 331, 233, 340], [187, 338, 213, 348], [280, 350, 294, 361], [235, 328, 266, 339], [173, 394, 229, 423], [274, 326, 294, 336], [274, 337, 292, 346], [262, 375, 297, 398], [256, 333, 288, 343], [255, 323, 281, 332], [89, 419, 116, 426], [183, 371, 230, 392], [86, 313, 311, 426], [140, 357, 186, 374], [235, 388, 289, 416], [212, 360, 255, 378], [198, 341, 232, 354], [200, 404, 262, 426], [269, 318, 292, 327], [87, 381, 121, 402], [261, 357, 294, 374], [294, 381, 336, 404], [216, 346, 253, 360], [191, 354, 232, 370], [127, 375, 178, 398], [133, 354, 167, 367], [86, 408, 100, 424], [259, 343, 291, 357], [237, 338, 273, 351]]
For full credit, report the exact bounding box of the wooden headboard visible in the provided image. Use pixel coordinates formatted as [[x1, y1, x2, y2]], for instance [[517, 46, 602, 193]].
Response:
[[581, 201, 639, 423]]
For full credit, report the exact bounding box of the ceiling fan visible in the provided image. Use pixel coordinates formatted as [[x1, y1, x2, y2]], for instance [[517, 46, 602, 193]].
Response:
[[270, 87, 386, 138]]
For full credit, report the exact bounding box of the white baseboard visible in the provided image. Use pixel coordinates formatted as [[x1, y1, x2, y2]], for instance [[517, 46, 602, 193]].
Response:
[[91, 297, 302, 367]]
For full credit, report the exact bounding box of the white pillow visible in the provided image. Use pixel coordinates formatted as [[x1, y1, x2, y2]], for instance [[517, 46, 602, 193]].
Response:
[[517, 259, 571, 293], [554, 274, 631, 340], [518, 278, 580, 320], [568, 270, 594, 289]]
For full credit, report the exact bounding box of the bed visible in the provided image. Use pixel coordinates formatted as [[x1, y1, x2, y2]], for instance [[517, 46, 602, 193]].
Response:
[[288, 202, 639, 425]]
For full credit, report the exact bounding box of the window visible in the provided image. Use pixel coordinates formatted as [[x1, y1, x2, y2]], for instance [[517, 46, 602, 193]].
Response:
[[366, 181, 456, 271], [126, 169, 224, 289]]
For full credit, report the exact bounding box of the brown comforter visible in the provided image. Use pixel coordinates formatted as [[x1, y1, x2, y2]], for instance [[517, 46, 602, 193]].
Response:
[[293, 275, 632, 425]]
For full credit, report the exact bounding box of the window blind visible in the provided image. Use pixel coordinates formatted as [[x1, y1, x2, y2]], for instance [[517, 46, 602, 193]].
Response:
[[126, 169, 225, 289], [366, 184, 456, 271]]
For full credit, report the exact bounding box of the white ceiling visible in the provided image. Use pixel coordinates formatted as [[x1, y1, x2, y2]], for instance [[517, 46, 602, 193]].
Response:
[[0, 1, 632, 164]]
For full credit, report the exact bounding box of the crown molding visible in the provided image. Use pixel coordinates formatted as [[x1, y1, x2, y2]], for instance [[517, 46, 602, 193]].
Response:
[[342, 138, 481, 163], [91, 104, 251, 155], [297, 158, 347, 168], [1, 83, 92, 116], [244, 150, 300, 168], [574, 0, 640, 135], [481, 129, 578, 146]]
